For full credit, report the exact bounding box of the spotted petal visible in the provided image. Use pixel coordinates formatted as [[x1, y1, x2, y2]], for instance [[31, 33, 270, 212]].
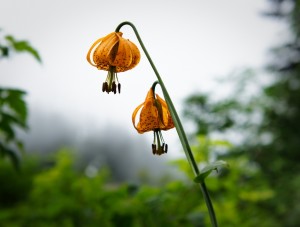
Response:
[[132, 89, 174, 133], [86, 32, 117, 68], [87, 32, 140, 73], [156, 94, 174, 130]]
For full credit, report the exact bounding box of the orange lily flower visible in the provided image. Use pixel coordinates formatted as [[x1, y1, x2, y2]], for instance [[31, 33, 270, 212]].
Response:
[[132, 88, 174, 155], [87, 32, 140, 94]]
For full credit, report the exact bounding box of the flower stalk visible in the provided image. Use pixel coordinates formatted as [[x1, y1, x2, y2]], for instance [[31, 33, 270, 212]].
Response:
[[115, 21, 218, 227]]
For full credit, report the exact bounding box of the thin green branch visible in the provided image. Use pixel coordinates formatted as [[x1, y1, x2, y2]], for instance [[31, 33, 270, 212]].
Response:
[[116, 21, 218, 227]]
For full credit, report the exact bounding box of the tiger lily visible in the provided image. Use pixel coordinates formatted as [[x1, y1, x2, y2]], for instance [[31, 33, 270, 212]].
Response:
[[87, 32, 140, 94], [132, 87, 174, 155]]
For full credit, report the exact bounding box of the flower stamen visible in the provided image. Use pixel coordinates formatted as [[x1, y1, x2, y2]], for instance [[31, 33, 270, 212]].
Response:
[[102, 66, 121, 94], [152, 129, 168, 155]]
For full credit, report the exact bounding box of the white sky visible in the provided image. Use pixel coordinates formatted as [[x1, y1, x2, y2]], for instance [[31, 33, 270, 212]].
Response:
[[0, 0, 285, 158]]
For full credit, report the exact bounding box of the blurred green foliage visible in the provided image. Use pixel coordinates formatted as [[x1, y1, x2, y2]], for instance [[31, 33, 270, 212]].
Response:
[[182, 1, 300, 226], [0, 143, 280, 227], [0, 149, 206, 227], [0, 30, 41, 169], [0, 88, 27, 169], [0, 31, 41, 62]]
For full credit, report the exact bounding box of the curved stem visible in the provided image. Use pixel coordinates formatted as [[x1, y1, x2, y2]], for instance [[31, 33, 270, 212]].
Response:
[[116, 21, 218, 227], [116, 21, 200, 174], [151, 81, 159, 94]]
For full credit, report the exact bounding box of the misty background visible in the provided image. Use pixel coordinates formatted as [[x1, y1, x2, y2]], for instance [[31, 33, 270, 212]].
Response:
[[0, 0, 286, 182]]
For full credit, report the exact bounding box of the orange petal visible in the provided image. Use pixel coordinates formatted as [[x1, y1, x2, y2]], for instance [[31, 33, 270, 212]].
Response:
[[132, 89, 158, 133], [132, 89, 175, 134], [87, 32, 140, 73], [111, 34, 133, 70], [127, 40, 141, 70], [86, 32, 116, 67], [114, 38, 140, 72], [137, 100, 159, 133], [156, 94, 175, 130], [132, 102, 144, 133], [93, 32, 120, 70]]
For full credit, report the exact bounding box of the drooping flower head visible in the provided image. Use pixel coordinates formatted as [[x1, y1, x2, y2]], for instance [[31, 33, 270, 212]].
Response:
[[87, 32, 140, 94], [132, 87, 174, 155]]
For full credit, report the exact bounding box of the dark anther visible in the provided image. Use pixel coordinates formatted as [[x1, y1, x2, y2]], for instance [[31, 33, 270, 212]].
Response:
[[164, 144, 168, 153], [103, 82, 109, 93], [102, 82, 106, 92], [118, 83, 121, 93], [112, 82, 116, 94], [152, 144, 156, 155]]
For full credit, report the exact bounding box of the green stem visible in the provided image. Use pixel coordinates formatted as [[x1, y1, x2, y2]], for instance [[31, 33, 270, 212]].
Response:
[[116, 21, 218, 227]]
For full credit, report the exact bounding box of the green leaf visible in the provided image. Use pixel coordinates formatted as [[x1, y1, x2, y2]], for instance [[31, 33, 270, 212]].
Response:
[[1, 112, 27, 129], [194, 160, 229, 183], [6, 89, 28, 123], [1, 89, 28, 124], [0, 117, 16, 141], [5, 35, 41, 62], [6, 148, 20, 171], [0, 142, 20, 171], [0, 45, 9, 57]]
